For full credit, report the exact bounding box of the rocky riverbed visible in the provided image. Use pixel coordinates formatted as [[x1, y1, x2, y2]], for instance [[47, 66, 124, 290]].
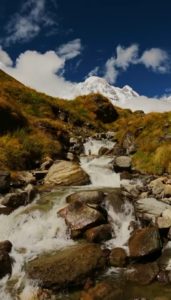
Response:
[[1, 133, 171, 299]]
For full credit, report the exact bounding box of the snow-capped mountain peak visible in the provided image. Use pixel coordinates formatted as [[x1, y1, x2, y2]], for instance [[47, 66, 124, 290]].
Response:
[[76, 76, 139, 103]]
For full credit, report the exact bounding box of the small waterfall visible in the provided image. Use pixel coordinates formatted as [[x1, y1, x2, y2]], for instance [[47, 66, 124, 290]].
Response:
[[84, 138, 115, 156], [80, 138, 120, 188], [105, 200, 135, 250]]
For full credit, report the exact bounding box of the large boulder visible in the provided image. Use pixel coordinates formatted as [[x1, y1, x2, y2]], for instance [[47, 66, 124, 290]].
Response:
[[0, 171, 10, 193], [44, 161, 90, 186], [128, 227, 162, 258], [58, 200, 105, 238], [26, 243, 106, 289], [148, 177, 166, 197], [125, 262, 159, 285]]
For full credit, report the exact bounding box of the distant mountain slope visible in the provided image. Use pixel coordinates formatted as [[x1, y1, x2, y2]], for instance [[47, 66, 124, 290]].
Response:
[[76, 76, 171, 113], [0, 70, 171, 175], [0, 70, 118, 170], [76, 76, 139, 102]]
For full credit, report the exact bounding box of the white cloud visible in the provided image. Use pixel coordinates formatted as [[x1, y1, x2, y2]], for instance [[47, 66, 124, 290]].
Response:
[[0, 45, 171, 113], [140, 48, 170, 73], [0, 47, 77, 99], [104, 44, 139, 83], [3, 0, 57, 45], [116, 95, 171, 113], [57, 39, 82, 60], [0, 46, 13, 66], [94, 44, 170, 84], [114, 44, 139, 69]]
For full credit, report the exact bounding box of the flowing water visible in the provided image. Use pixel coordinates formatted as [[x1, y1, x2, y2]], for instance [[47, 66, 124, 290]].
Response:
[[0, 138, 138, 299]]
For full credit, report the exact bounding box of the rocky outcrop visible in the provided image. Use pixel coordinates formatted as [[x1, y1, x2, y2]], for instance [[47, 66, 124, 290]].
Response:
[[129, 227, 162, 258], [26, 243, 106, 289], [44, 161, 90, 186]]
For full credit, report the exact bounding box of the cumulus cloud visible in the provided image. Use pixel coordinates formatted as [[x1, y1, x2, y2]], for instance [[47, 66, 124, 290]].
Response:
[[101, 44, 170, 84], [140, 48, 170, 73], [0, 46, 78, 98], [57, 39, 82, 60], [2, 0, 57, 45]]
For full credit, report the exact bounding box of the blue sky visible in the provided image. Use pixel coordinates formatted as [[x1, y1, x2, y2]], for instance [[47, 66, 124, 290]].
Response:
[[0, 0, 171, 97]]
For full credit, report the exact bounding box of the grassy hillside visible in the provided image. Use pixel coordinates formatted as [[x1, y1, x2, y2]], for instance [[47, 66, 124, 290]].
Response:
[[0, 69, 171, 175], [0, 70, 118, 171], [113, 108, 171, 175]]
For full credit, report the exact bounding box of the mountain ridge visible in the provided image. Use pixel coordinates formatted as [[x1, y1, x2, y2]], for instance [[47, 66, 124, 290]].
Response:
[[76, 76, 139, 103]]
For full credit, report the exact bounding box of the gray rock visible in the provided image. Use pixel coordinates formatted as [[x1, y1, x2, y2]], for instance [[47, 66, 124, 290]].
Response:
[[114, 156, 132, 172], [135, 197, 170, 222]]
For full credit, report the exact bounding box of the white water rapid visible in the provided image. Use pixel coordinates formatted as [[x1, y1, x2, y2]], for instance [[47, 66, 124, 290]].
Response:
[[80, 138, 120, 188], [0, 137, 135, 299]]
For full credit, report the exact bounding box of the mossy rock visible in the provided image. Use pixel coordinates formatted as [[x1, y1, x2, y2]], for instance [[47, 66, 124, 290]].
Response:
[[26, 243, 106, 290]]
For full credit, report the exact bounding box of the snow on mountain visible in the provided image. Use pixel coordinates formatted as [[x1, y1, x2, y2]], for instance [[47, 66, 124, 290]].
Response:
[[75, 76, 171, 113], [76, 76, 139, 103]]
